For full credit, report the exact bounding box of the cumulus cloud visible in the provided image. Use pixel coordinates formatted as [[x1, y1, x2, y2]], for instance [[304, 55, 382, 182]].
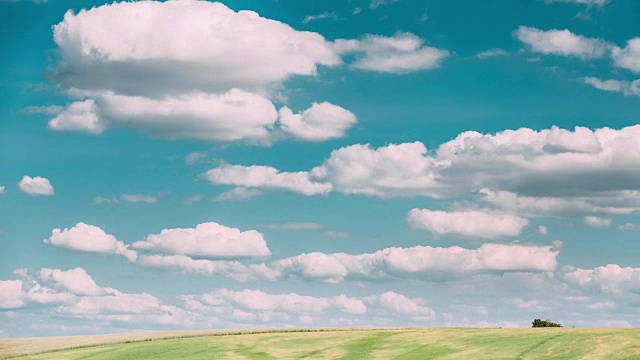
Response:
[[18, 176, 54, 196], [278, 102, 357, 142], [407, 209, 529, 239], [38, 268, 105, 296], [583, 216, 612, 228], [131, 222, 270, 258], [368, 291, 435, 318], [43, 223, 136, 262], [44, 0, 359, 144], [515, 26, 610, 59], [333, 32, 449, 73], [560, 264, 640, 294], [0, 280, 24, 309], [612, 38, 640, 73], [206, 124, 640, 217], [583, 77, 640, 96], [204, 164, 332, 196]]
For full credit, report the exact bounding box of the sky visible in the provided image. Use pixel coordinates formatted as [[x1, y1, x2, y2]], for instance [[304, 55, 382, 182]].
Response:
[[1, 0, 640, 337]]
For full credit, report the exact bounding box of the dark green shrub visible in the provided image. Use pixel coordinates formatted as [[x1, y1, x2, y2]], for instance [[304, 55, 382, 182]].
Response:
[[532, 318, 562, 327]]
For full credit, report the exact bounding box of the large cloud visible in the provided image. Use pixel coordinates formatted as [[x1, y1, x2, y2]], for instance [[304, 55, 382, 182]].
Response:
[[407, 209, 529, 239], [515, 26, 610, 59], [131, 222, 271, 258], [39, 268, 105, 296], [45, 0, 357, 143], [43, 222, 137, 262], [560, 264, 640, 294], [0, 280, 24, 309], [204, 124, 640, 216], [612, 38, 640, 73], [138, 242, 561, 283]]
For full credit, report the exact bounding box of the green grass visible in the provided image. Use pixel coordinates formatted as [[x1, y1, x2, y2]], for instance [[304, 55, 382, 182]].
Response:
[[1, 328, 639, 359]]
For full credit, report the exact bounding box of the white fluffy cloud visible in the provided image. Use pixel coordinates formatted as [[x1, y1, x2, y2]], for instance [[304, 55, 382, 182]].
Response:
[[407, 209, 529, 239], [131, 222, 270, 258], [333, 32, 449, 73], [39, 268, 105, 296], [369, 291, 435, 317], [515, 26, 610, 59], [612, 38, 640, 73], [18, 176, 54, 196], [206, 124, 640, 217], [583, 216, 612, 228], [0, 280, 24, 309], [204, 164, 332, 196], [44, 0, 360, 144], [43, 222, 136, 262], [278, 102, 357, 141], [583, 77, 640, 96], [560, 264, 640, 294]]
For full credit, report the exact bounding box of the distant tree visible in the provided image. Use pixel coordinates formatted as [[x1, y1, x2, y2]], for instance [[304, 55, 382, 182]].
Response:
[[532, 318, 562, 328]]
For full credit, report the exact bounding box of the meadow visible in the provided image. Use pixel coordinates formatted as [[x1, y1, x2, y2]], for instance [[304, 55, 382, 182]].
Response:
[[1, 328, 639, 359]]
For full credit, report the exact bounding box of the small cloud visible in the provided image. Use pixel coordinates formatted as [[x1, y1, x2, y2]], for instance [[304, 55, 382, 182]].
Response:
[[94, 196, 119, 204], [584, 216, 611, 228], [183, 194, 203, 204], [18, 176, 54, 196], [352, 7, 362, 14], [325, 231, 350, 238], [474, 48, 510, 59], [418, 9, 428, 22], [536, 225, 548, 236], [0, 186, 5, 194], [121, 194, 158, 204], [302, 12, 337, 24], [369, 0, 400, 10], [619, 223, 640, 231], [213, 187, 262, 202], [185, 152, 206, 165]]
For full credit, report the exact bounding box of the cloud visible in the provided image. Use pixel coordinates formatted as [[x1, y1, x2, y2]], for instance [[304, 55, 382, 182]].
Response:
[[121, 194, 158, 204], [583, 216, 612, 228], [206, 124, 640, 217], [537, 225, 548, 236], [560, 264, 640, 294], [18, 176, 54, 196], [38, 268, 105, 296], [325, 231, 350, 238], [333, 33, 449, 73], [515, 26, 610, 59], [43, 222, 136, 262], [131, 222, 270, 258], [204, 164, 332, 196], [302, 12, 337, 24], [369, 291, 435, 317], [583, 77, 640, 96], [611, 38, 640, 73], [183, 194, 203, 204], [368, 0, 400, 10], [618, 223, 640, 231], [213, 187, 263, 202], [185, 152, 206, 165], [474, 48, 510, 59], [45, 1, 357, 144], [407, 209, 529, 239], [0, 281, 24, 309], [0, 186, 5, 194], [545, 0, 608, 6], [94, 196, 119, 204], [278, 102, 357, 142]]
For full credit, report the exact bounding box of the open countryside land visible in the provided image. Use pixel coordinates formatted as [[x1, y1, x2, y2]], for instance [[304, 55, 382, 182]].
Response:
[[2, 328, 640, 360]]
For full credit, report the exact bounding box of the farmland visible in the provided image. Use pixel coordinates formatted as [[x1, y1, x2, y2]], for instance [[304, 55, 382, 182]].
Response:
[[1, 327, 639, 359]]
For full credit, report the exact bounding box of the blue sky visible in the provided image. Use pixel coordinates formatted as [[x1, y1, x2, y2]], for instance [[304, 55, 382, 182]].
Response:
[[1, 0, 640, 337]]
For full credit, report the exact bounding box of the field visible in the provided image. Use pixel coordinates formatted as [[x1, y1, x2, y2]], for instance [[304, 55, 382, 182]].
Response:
[[1, 328, 639, 359]]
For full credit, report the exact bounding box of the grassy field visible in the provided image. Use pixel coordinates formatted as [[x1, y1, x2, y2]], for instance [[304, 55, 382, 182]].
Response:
[[1, 328, 639, 359]]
